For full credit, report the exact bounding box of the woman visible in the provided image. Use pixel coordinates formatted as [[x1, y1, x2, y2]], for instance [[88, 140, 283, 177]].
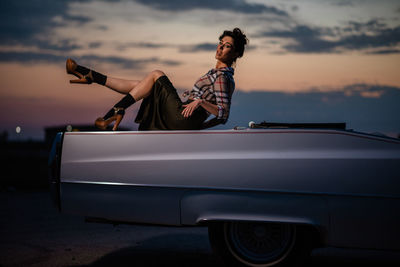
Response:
[[66, 28, 248, 131]]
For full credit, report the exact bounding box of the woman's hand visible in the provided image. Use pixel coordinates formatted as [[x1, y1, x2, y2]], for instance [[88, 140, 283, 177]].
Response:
[[182, 99, 202, 118]]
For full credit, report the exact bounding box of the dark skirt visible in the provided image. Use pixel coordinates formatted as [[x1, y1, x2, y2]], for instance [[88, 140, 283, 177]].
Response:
[[135, 75, 208, 130]]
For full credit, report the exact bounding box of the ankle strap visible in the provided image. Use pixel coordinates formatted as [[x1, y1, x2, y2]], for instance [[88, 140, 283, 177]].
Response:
[[113, 107, 125, 115]]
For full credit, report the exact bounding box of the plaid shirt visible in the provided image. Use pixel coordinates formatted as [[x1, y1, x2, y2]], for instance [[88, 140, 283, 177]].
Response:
[[189, 67, 235, 122]]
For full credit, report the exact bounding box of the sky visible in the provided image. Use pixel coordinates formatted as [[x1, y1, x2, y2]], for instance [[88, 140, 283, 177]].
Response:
[[0, 0, 399, 140]]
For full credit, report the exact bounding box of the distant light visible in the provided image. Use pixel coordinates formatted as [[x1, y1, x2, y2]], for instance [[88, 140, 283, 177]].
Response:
[[16, 126, 21, 134], [66, 125, 73, 132]]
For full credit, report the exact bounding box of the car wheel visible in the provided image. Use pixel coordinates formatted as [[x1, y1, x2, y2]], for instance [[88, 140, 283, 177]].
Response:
[[208, 221, 309, 267]]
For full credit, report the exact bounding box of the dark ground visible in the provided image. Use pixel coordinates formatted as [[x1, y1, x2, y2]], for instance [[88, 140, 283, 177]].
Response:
[[0, 190, 220, 267], [2, 190, 400, 267]]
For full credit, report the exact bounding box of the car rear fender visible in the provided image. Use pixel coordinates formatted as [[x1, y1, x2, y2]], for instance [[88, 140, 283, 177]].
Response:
[[180, 190, 329, 235]]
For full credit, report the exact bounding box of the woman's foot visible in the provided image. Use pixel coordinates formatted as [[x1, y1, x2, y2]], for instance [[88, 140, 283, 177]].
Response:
[[95, 94, 136, 130], [66, 58, 107, 85], [95, 107, 125, 131], [66, 58, 93, 84]]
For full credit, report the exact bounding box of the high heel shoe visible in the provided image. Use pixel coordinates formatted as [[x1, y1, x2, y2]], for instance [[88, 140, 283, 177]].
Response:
[[95, 107, 125, 131], [66, 58, 93, 84]]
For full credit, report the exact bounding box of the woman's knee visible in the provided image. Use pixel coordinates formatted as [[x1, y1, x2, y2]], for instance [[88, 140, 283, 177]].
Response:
[[151, 70, 165, 81]]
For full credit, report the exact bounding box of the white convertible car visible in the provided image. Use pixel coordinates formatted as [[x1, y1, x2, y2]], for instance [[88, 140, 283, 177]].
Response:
[[48, 122, 400, 266]]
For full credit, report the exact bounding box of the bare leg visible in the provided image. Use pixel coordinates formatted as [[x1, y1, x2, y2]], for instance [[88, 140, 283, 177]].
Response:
[[105, 77, 140, 94], [104, 70, 165, 97], [128, 70, 165, 101]]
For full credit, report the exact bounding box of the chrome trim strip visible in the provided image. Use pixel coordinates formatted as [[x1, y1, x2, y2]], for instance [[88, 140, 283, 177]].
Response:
[[61, 180, 400, 199]]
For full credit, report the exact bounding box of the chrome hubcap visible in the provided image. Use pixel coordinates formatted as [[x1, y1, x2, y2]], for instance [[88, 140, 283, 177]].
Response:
[[225, 222, 295, 266]]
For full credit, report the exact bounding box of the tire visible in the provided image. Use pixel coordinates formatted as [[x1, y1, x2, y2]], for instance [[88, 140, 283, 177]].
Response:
[[208, 221, 311, 267]]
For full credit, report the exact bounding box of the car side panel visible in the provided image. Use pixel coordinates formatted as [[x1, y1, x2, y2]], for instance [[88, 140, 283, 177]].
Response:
[[326, 196, 400, 250], [61, 182, 186, 225]]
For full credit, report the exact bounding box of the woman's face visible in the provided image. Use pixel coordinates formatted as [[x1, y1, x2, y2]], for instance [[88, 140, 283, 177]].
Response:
[[215, 36, 237, 65]]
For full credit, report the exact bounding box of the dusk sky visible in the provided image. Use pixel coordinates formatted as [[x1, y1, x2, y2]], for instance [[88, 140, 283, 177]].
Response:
[[1, 0, 399, 140]]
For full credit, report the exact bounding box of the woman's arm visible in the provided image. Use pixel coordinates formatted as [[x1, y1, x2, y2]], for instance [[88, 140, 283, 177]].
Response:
[[201, 117, 225, 129], [199, 99, 218, 116], [181, 98, 219, 118], [182, 100, 225, 129]]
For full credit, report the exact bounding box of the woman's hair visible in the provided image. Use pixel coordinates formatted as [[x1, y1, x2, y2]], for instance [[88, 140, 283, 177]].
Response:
[[219, 28, 249, 60]]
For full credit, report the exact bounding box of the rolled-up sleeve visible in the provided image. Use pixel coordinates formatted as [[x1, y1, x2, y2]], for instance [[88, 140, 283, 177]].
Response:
[[214, 74, 233, 122]]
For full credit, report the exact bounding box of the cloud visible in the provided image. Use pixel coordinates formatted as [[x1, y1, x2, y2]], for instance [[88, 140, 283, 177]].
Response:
[[179, 43, 216, 52], [259, 25, 339, 53], [75, 55, 181, 68], [116, 42, 172, 51], [331, 0, 354, 7], [0, 51, 67, 64], [343, 19, 387, 33], [258, 19, 400, 54], [41, 39, 83, 51], [88, 42, 102, 49], [116, 40, 251, 54], [115, 41, 217, 54], [117, 40, 256, 53], [291, 5, 299, 12], [133, 0, 288, 15], [178, 42, 257, 53], [0, 0, 91, 47], [0, 51, 181, 68], [341, 84, 388, 98], [367, 49, 400, 54]]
